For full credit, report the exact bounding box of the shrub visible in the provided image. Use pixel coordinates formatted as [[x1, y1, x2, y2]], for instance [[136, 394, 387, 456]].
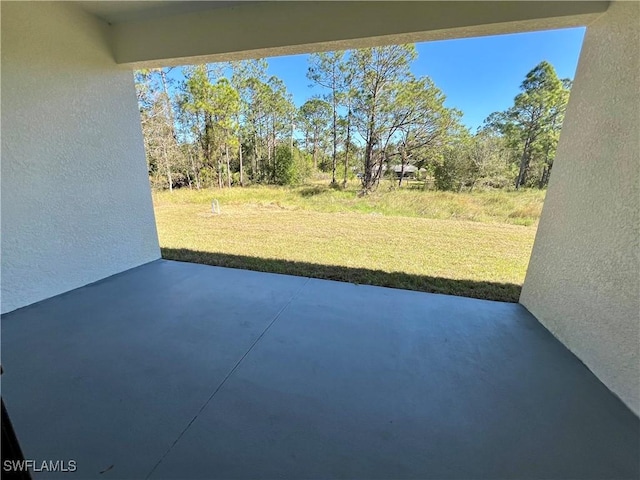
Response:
[[273, 146, 296, 185]]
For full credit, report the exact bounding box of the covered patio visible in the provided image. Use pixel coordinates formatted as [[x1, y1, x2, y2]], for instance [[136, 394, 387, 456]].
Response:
[[2, 1, 639, 478], [2, 260, 638, 478]]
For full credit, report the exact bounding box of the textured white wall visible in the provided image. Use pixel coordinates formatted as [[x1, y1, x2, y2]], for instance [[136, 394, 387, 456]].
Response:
[[1, 2, 160, 314], [521, 2, 639, 416]]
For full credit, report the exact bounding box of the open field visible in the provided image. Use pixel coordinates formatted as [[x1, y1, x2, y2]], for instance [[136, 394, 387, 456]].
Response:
[[154, 185, 543, 302]]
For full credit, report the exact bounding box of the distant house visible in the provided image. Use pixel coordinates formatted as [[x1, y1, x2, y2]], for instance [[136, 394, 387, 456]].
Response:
[[393, 164, 418, 178]]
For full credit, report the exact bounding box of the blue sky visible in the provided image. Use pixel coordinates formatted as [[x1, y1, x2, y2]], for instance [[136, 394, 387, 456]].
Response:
[[169, 27, 585, 132]]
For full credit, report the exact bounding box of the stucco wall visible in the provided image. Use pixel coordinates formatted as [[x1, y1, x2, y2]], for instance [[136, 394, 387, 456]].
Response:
[[1, 2, 160, 314], [521, 1, 639, 416]]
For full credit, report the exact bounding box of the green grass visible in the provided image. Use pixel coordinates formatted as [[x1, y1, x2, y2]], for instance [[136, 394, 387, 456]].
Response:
[[154, 183, 541, 302], [154, 180, 545, 226]]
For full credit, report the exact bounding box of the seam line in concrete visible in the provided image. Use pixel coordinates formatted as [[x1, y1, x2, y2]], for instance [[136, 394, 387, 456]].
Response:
[[144, 277, 311, 479]]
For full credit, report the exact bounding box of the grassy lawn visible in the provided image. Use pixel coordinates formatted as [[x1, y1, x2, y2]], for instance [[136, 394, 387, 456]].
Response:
[[154, 183, 543, 302]]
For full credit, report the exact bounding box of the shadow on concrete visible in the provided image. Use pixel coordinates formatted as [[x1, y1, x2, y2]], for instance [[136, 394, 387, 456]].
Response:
[[161, 248, 522, 303]]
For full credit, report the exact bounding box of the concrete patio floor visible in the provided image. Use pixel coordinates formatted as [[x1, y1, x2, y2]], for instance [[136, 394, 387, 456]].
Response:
[[1, 259, 638, 479]]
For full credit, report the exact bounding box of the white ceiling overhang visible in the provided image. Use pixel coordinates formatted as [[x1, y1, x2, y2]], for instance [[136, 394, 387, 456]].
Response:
[[75, 1, 609, 68]]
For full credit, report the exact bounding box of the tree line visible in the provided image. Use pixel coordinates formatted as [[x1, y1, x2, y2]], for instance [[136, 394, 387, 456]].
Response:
[[135, 44, 571, 193]]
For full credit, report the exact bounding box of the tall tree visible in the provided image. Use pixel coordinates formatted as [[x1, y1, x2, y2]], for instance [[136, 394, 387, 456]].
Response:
[[485, 61, 571, 188], [231, 59, 269, 185], [307, 51, 348, 185], [299, 98, 332, 170], [180, 65, 217, 186], [180, 66, 240, 188], [338, 62, 356, 188], [264, 76, 296, 182], [136, 69, 185, 191], [386, 77, 461, 187], [210, 78, 240, 188], [349, 44, 417, 191]]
